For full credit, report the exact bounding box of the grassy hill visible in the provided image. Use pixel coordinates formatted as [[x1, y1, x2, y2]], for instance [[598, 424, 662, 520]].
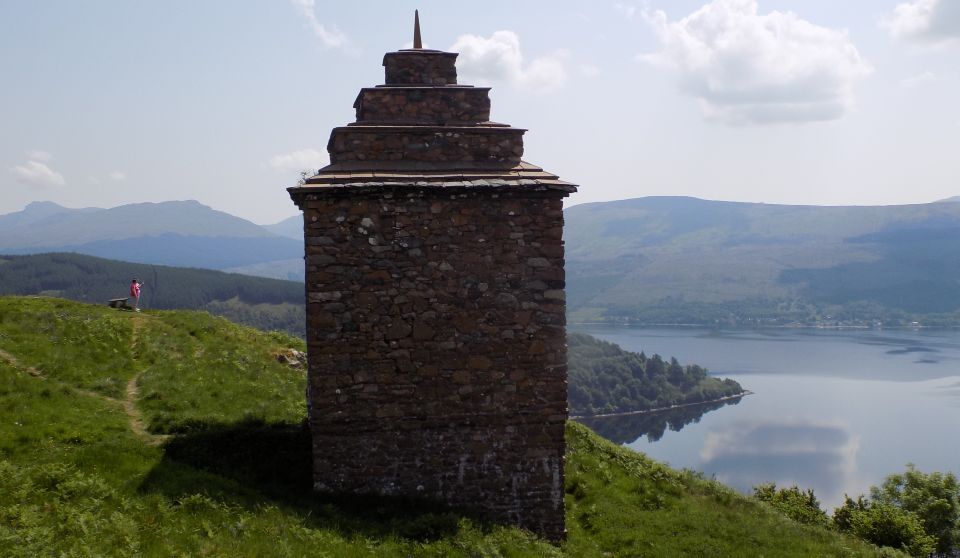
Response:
[[565, 196, 960, 325], [0, 253, 305, 337], [0, 253, 742, 420], [0, 296, 900, 556]]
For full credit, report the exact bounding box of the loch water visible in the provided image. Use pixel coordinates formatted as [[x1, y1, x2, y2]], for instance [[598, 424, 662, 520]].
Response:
[[571, 325, 960, 509]]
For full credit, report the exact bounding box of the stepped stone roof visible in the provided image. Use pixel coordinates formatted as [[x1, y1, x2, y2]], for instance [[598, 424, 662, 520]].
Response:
[[288, 31, 577, 197]]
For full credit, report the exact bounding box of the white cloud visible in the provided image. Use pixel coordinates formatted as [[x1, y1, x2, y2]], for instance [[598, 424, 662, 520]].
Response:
[[882, 0, 960, 42], [290, 0, 347, 48], [641, 0, 871, 125], [11, 160, 65, 187], [614, 2, 638, 19], [900, 71, 937, 88], [268, 148, 328, 172], [579, 64, 601, 77], [450, 31, 568, 91], [25, 149, 52, 162], [108, 170, 127, 181]]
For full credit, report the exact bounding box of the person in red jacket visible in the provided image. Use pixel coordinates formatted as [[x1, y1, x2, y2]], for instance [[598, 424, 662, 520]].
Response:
[[130, 278, 141, 312]]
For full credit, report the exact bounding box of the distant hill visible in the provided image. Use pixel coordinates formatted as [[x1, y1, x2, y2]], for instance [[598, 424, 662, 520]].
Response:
[[565, 196, 960, 325], [218, 214, 305, 280], [11, 195, 960, 326], [0, 253, 305, 336], [262, 214, 303, 239], [0, 200, 302, 272], [224, 258, 304, 282], [0, 201, 100, 231]]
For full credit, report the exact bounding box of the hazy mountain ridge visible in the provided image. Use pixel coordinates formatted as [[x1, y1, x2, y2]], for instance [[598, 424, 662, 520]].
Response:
[[0, 200, 277, 250], [262, 214, 303, 240], [0, 201, 102, 232], [7, 196, 960, 323], [565, 196, 960, 324], [10, 234, 304, 271], [0, 200, 302, 275], [224, 258, 304, 282], [232, 215, 305, 280]]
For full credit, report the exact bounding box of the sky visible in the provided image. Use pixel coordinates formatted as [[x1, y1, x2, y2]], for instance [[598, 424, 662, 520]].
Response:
[[1, 0, 958, 224]]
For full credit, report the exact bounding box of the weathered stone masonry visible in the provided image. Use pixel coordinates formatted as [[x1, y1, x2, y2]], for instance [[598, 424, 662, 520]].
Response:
[[288, 31, 577, 540]]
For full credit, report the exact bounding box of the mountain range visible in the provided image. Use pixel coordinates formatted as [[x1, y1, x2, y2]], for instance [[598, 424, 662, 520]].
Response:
[[4, 195, 960, 325], [564, 196, 960, 325], [0, 200, 304, 279]]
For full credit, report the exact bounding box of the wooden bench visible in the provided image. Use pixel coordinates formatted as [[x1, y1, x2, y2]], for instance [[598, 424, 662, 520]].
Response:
[[108, 298, 132, 310]]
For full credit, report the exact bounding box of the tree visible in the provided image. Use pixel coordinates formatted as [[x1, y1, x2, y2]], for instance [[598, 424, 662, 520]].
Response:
[[833, 496, 935, 558], [870, 464, 960, 556]]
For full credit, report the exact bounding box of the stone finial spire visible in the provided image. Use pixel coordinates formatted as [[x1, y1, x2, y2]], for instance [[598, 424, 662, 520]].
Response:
[[413, 10, 422, 49]]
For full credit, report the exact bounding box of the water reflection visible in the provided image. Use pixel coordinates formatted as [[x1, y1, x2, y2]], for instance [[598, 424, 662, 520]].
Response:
[[932, 380, 960, 404], [698, 421, 860, 507], [572, 326, 960, 509], [575, 397, 744, 445], [572, 324, 960, 380]]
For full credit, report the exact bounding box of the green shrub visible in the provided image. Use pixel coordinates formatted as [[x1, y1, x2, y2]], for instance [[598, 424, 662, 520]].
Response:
[[753, 483, 831, 528], [834, 496, 935, 557]]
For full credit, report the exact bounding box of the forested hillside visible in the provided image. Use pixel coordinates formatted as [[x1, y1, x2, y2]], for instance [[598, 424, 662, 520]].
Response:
[[565, 196, 960, 326], [0, 253, 305, 336], [567, 332, 743, 416]]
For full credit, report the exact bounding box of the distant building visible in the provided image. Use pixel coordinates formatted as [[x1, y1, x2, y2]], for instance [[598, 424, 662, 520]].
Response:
[[287, 14, 577, 540]]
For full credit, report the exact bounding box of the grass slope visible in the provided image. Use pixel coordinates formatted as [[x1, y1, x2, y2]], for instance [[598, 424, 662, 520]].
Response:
[[0, 297, 897, 556], [0, 253, 305, 337]]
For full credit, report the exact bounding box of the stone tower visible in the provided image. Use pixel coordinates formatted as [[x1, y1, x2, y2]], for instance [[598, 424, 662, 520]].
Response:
[[287, 15, 577, 540]]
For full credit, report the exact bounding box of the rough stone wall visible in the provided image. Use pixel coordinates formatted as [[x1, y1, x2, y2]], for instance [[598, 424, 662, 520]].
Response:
[[327, 127, 524, 164], [354, 87, 491, 125], [383, 51, 458, 85], [301, 187, 568, 539]]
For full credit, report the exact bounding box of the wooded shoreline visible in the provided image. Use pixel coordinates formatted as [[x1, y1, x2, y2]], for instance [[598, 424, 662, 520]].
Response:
[[570, 390, 753, 420]]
